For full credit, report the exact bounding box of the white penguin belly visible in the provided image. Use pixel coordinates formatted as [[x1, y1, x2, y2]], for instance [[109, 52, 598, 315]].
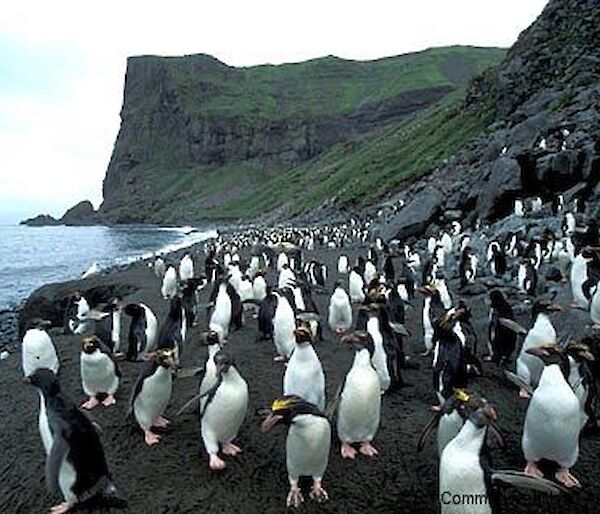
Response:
[[283, 347, 325, 410], [367, 319, 390, 391], [81, 352, 119, 396], [437, 410, 464, 456], [287, 415, 331, 480], [134, 369, 172, 429], [337, 366, 381, 442]]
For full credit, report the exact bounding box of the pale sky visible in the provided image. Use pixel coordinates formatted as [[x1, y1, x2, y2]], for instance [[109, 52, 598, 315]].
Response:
[[0, 0, 548, 223]]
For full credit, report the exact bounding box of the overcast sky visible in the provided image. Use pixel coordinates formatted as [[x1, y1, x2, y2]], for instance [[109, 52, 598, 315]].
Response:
[[0, 0, 548, 223]]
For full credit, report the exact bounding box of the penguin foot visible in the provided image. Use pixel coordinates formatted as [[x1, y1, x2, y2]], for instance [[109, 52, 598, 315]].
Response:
[[420, 349, 432, 357], [209, 454, 227, 471], [81, 397, 99, 410], [359, 442, 379, 457], [102, 394, 116, 407], [144, 430, 161, 446], [286, 485, 304, 508], [222, 442, 242, 456], [50, 502, 72, 513], [593, 324, 600, 331], [340, 443, 357, 459], [309, 480, 329, 503], [555, 468, 581, 488], [273, 355, 286, 362], [154, 416, 170, 428], [524, 461, 543, 479]]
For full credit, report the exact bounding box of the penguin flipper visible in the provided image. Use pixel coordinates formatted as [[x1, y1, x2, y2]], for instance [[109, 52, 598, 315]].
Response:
[[491, 470, 569, 495], [416, 412, 441, 452], [504, 370, 534, 396], [498, 318, 527, 335], [389, 322, 410, 336], [45, 433, 70, 494]]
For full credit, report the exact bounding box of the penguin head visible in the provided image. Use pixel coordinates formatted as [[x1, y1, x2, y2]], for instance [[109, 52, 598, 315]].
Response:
[[468, 403, 498, 429], [81, 335, 101, 354], [340, 330, 375, 356], [200, 331, 221, 347], [531, 299, 563, 319], [489, 290, 506, 309], [124, 303, 143, 317], [294, 325, 313, 346], [446, 389, 490, 420], [214, 350, 235, 375], [152, 348, 177, 370], [25, 318, 52, 331], [259, 395, 323, 432], [527, 343, 594, 371], [104, 297, 123, 312], [23, 368, 60, 396]]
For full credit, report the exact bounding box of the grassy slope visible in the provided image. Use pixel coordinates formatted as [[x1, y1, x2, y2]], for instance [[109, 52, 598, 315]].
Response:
[[166, 46, 504, 122], [193, 92, 496, 220]]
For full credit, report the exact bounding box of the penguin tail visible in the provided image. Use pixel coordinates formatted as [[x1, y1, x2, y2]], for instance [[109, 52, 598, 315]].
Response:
[[76, 477, 127, 511]]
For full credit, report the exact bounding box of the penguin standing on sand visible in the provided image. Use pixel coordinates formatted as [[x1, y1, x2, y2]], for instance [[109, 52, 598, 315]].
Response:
[[418, 285, 445, 356], [129, 348, 178, 446], [337, 331, 381, 459], [161, 266, 178, 299], [260, 395, 331, 508], [328, 281, 353, 334], [157, 296, 186, 365], [284, 327, 325, 410], [153, 256, 166, 279], [487, 290, 518, 365], [180, 351, 248, 471], [253, 270, 268, 302], [521, 344, 593, 488], [338, 254, 349, 274], [22, 318, 59, 377], [25, 369, 126, 514], [349, 267, 365, 303], [102, 297, 123, 353], [459, 246, 477, 288], [181, 277, 207, 328], [80, 335, 120, 410], [272, 290, 296, 361], [515, 300, 561, 397], [122, 303, 158, 361], [487, 242, 507, 277], [179, 253, 194, 281], [517, 258, 537, 296], [209, 279, 233, 343]]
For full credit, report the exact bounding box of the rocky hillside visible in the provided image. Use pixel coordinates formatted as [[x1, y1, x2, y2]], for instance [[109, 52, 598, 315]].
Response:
[[98, 46, 504, 223], [377, 0, 600, 239]]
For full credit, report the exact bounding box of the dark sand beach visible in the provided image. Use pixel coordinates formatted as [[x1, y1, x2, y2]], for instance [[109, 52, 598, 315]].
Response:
[[2, 241, 600, 513]]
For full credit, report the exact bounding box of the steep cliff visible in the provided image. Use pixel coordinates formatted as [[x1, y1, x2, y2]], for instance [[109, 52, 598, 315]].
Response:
[[99, 46, 505, 223]]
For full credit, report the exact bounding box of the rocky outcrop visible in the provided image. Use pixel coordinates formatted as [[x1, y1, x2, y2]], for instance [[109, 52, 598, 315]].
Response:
[[19, 214, 61, 227], [98, 47, 504, 223], [60, 201, 98, 225], [377, 0, 600, 239]]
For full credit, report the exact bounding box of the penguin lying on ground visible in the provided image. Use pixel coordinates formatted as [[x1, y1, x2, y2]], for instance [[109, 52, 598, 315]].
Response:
[[80, 335, 120, 410], [260, 395, 331, 508], [24, 369, 127, 514]]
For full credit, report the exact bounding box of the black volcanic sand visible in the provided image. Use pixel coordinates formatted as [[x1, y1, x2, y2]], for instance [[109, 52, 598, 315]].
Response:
[[1, 244, 600, 513]]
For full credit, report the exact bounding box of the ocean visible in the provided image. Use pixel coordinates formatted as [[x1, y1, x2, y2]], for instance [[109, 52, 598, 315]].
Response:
[[0, 224, 217, 311]]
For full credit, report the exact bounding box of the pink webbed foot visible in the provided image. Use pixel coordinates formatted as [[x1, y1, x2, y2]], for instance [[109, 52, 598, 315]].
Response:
[[524, 461, 544, 479], [102, 394, 116, 407], [81, 397, 99, 410], [154, 416, 170, 428], [287, 484, 304, 508], [50, 502, 72, 514], [273, 354, 286, 362], [593, 324, 600, 331], [144, 429, 161, 446], [222, 442, 242, 456], [309, 479, 329, 503], [209, 454, 226, 471], [555, 468, 581, 488], [340, 442, 357, 459], [359, 441, 379, 457]]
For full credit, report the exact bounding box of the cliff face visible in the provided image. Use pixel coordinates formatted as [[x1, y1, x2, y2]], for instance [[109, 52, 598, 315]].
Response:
[[99, 47, 504, 223]]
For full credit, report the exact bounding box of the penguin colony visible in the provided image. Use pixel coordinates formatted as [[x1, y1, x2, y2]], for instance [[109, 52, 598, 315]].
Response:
[[14, 196, 600, 513]]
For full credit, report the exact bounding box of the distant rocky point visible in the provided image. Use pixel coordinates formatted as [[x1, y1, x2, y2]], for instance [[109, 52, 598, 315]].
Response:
[[20, 200, 99, 227]]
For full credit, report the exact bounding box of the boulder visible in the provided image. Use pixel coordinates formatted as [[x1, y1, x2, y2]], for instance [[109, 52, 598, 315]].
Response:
[[379, 187, 444, 241], [19, 214, 61, 227], [477, 157, 522, 221], [61, 201, 98, 225]]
